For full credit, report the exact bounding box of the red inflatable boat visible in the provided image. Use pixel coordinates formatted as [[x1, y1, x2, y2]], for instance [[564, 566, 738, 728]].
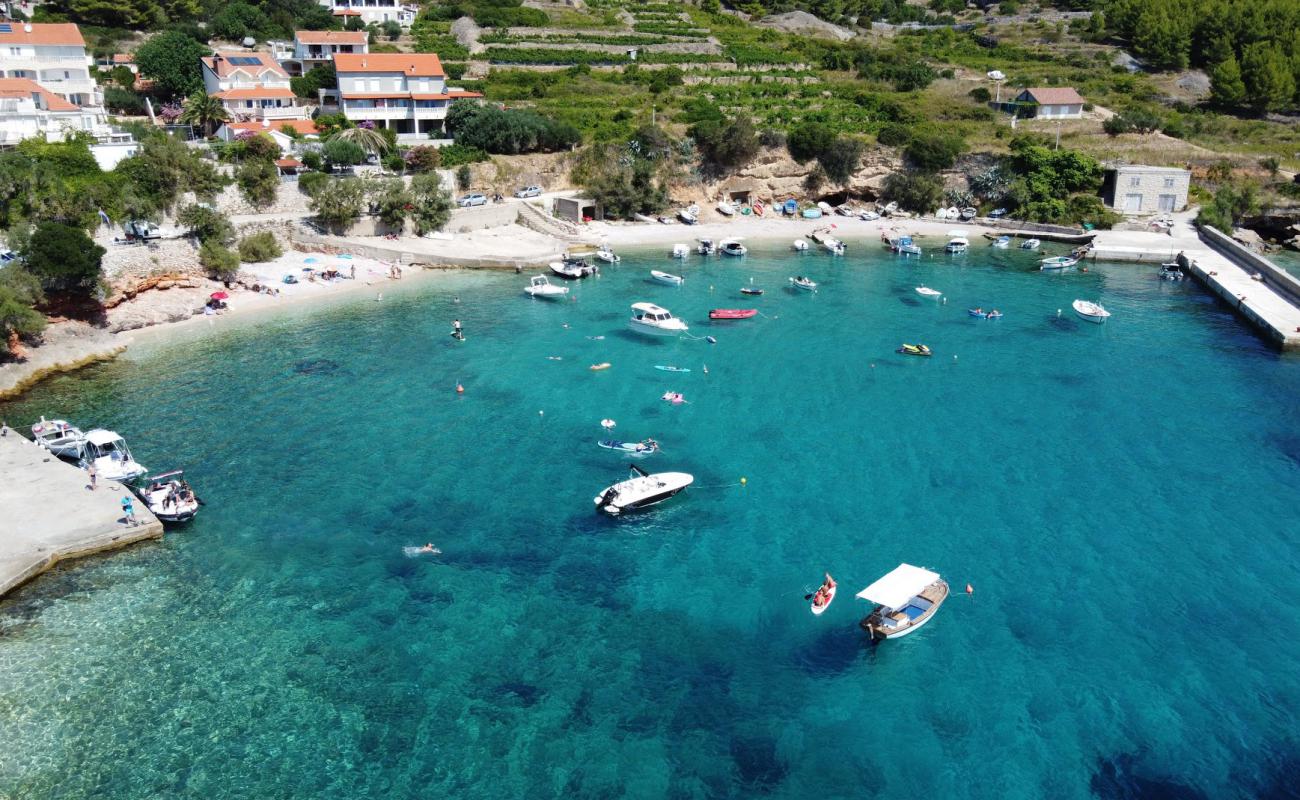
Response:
[[709, 308, 758, 320]]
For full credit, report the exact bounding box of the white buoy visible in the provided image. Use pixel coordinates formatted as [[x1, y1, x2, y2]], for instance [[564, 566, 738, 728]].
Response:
[[1057, 308, 1062, 317]]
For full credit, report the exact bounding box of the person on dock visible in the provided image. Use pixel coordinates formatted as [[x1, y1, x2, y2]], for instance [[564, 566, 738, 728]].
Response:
[[120, 495, 137, 527]]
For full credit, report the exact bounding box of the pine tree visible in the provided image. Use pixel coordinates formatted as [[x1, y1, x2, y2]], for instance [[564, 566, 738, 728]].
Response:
[[1132, 6, 1192, 71], [1241, 42, 1296, 112], [1209, 55, 1247, 107]]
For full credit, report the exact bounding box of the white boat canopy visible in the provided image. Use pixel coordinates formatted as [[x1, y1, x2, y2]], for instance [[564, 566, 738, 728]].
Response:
[[84, 429, 125, 446], [631, 302, 670, 315], [856, 563, 940, 610]]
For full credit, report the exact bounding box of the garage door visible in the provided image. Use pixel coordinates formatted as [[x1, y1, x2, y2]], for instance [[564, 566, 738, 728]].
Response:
[[1123, 194, 1143, 212]]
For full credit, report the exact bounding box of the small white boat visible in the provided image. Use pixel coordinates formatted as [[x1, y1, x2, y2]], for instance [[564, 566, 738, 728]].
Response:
[[30, 417, 86, 459], [817, 201, 835, 216], [697, 238, 715, 255], [1040, 256, 1079, 271], [823, 237, 846, 256], [595, 246, 621, 264], [945, 233, 969, 254], [835, 204, 855, 217], [550, 258, 599, 279], [859, 210, 880, 221], [629, 302, 689, 335], [960, 207, 977, 219], [915, 286, 942, 298], [990, 235, 1011, 249], [651, 270, 684, 286], [719, 238, 747, 257], [945, 206, 960, 219], [671, 243, 690, 259], [79, 429, 147, 482], [132, 470, 199, 525], [792, 239, 809, 252], [882, 202, 899, 216], [857, 563, 949, 640], [1158, 262, 1185, 281], [716, 200, 736, 216], [677, 208, 697, 225], [899, 241, 921, 257], [789, 276, 817, 292], [594, 464, 693, 515], [1020, 238, 1041, 250], [1072, 299, 1111, 324], [524, 275, 570, 299], [598, 439, 659, 457]]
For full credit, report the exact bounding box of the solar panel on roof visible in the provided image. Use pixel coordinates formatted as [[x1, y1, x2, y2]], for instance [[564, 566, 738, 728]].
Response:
[[228, 56, 261, 65], [0, 24, 12, 32]]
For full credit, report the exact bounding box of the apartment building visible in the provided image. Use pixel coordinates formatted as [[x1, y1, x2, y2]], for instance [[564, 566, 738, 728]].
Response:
[[0, 22, 99, 107], [275, 30, 368, 77], [333, 52, 480, 140], [317, 0, 416, 26], [201, 51, 309, 121]]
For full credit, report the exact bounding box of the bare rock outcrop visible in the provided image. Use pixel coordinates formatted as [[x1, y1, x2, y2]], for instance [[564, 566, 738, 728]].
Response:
[[450, 16, 483, 54], [755, 11, 854, 41], [696, 147, 900, 203]]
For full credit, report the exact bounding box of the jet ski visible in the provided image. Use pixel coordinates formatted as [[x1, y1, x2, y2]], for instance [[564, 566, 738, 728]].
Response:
[[897, 343, 932, 357]]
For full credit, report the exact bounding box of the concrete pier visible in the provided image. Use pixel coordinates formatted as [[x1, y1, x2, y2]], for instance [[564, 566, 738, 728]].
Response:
[[0, 432, 163, 600]]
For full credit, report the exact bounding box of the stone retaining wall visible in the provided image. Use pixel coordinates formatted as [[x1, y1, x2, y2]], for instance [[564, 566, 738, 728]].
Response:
[[1199, 224, 1300, 306]]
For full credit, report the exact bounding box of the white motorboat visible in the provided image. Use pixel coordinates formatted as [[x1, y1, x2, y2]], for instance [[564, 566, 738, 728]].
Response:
[[859, 210, 880, 221], [1040, 256, 1079, 271], [945, 233, 969, 254], [823, 237, 846, 255], [835, 204, 855, 217], [629, 302, 689, 335], [1159, 262, 1185, 280], [697, 238, 715, 255], [915, 286, 942, 298], [525, 275, 570, 299], [30, 417, 86, 459], [595, 246, 621, 264], [882, 201, 899, 216], [990, 235, 1011, 248], [651, 270, 684, 286], [79, 429, 147, 482], [550, 258, 598, 279], [1020, 238, 1041, 250], [598, 439, 659, 457], [945, 206, 960, 219], [898, 240, 921, 256], [677, 208, 698, 225], [594, 464, 693, 515], [817, 201, 835, 216], [960, 207, 977, 219], [671, 243, 690, 259], [716, 200, 736, 216], [719, 238, 747, 257], [132, 470, 199, 525], [1072, 299, 1111, 324], [792, 239, 809, 252], [857, 563, 949, 640], [789, 276, 817, 292]]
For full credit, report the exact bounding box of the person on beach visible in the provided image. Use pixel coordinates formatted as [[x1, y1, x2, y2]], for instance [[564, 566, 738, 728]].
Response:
[[1, 420, 7, 437], [88, 464, 97, 491], [120, 495, 137, 526], [350, 265, 356, 280]]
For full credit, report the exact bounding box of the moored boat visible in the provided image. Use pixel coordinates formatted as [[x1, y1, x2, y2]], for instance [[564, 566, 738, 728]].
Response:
[[1020, 238, 1041, 250], [857, 563, 949, 640], [629, 302, 689, 335], [716, 200, 736, 216], [740, 286, 764, 296], [598, 439, 659, 457], [1158, 262, 1185, 280], [990, 235, 1011, 248], [1040, 256, 1079, 271], [709, 308, 757, 320], [671, 243, 690, 259], [677, 208, 698, 225], [960, 207, 977, 219], [595, 246, 621, 263], [1072, 299, 1111, 323], [524, 274, 569, 299], [550, 258, 599, 279], [789, 276, 817, 292], [859, 210, 880, 221], [30, 417, 86, 459], [651, 270, 684, 286], [945, 233, 969, 254], [131, 470, 199, 525], [78, 429, 147, 482], [792, 239, 809, 252], [697, 238, 715, 255], [915, 286, 941, 298], [719, 238, 747, 257], [594, 464, 693, 515]]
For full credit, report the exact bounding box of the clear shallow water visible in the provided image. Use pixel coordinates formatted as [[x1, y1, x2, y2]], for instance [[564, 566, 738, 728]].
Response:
[[2, 242, 1299, 800]]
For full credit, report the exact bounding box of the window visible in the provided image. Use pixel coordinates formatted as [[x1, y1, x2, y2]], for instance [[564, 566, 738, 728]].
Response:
[[1163, 178, 1175, 188], [1129, 176, 1141, 187], [8, 47, 20, 56]]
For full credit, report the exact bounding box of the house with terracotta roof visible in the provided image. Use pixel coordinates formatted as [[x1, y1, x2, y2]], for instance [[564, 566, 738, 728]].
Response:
[[332, 52, 481, 141], [276, 30, 368, 77], [1012, 87, 1085, 119], [317, 0, 416, 27], [0, 77, 136, 166], [201, 51, 309, 121], [215, 118, 320, 154], [0, 22, 100, 107]]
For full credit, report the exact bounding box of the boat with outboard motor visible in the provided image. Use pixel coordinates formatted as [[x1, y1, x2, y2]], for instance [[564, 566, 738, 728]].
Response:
[[915, 286, 941, 298], [595, 246, 621, 264], [30, 417, 86, 459], [1159, 262, 1185, 280], [130, 470, 199, 525], [945, 233, 969, 254], [594, 464, 693, 515], [550, 257, 599, 279], [677, 208, 698, 225], [990, 235, 1011, 248], [697, 238, 715, 255], [709, 308, 757, 320], [1040, 256, 1079, 271], [1072, 299, 1111, 323], [968, 308, 1003, 319], [789, 276, 817, 292], [525, 274, 570, 299], [740, 286, 763, 296], [598, 439, 660, 457], [78, 429, 147, 482], [858, 563, 949, 640], [792, 239, 809, 252], [720, 238, 747, 257], [651, 270, 684, 286], [671, 243, 690, 259], [629, 302, 689, 335], [1020, 238, 1041, 250], [897, 343, 932, 357]]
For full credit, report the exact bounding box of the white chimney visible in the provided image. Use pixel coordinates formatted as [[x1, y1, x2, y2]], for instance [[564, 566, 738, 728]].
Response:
[[261, 118, 270, 128], [24, 23, 32, 32]]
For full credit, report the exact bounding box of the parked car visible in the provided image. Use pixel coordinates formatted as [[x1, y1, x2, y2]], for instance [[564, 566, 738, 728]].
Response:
[[514, 185, 542, 198], [457, 193, 488, 208], [124, 220, 161, 240]]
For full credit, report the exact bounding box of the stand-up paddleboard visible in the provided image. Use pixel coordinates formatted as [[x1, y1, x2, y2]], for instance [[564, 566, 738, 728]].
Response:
[[590, 362, 612, 371], [655, 365, 690, 373], [811, 585, 836, 615]]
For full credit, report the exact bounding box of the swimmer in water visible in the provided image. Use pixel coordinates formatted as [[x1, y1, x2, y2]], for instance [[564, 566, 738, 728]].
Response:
[[419, 543, 440, 554]]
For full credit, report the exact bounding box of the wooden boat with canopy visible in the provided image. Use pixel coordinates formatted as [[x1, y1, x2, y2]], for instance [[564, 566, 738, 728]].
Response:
[[857, 563, 949, 640]]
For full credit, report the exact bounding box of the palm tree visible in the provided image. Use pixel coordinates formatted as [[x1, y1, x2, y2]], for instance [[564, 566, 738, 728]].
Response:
[[179, 91, 230, 137], [331, 125, 389, 155]]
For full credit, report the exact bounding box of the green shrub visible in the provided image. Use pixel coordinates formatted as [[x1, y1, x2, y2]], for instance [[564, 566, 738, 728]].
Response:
[[968, 86, 992, 103], [199, 239, 240, 280], [439, 143, 489, 167], [456, 164, 471, 191], [236, 159, 279, 206], [905, 129, 966, 170], [299, 171, 329, 196], [787, 121, 834, 164], [883, 172, 943, 213], [23, 222, 105, 297], [237, 231, 283, 262], [876, 123, 912, 147], [177, 204, 234, 245], [300, 150, 323, 172]]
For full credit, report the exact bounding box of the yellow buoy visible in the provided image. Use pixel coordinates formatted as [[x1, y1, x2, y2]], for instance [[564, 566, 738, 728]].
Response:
[[740, 477, 747, 486]]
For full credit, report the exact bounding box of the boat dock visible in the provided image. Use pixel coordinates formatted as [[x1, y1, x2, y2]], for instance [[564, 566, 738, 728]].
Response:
[[0, 432, 163, 600]]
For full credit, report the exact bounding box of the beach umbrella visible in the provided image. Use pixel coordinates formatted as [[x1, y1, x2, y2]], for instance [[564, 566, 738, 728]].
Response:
[[304, 256, 318, 264], [210, 291, 229, 300]]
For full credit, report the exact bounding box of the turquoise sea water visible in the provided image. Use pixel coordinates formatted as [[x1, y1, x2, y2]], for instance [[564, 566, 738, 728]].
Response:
[[2, 242, 1299, 800]]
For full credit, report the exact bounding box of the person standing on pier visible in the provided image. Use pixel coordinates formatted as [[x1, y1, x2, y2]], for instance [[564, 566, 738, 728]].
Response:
[[120, 495, 137, 527]]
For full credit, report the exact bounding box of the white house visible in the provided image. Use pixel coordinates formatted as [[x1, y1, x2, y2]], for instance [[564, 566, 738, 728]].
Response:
[[201, 51, 309, 121], [333, 52, 480, 141], [1102, 164, 1191, 214], [1013, 87, 1085, 119], [0, 77, 136, 167], [215, 118, 319, 154], [318, 0, 417, 26], [275, 30, 368, 77], [0, 22, 100, 107]]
